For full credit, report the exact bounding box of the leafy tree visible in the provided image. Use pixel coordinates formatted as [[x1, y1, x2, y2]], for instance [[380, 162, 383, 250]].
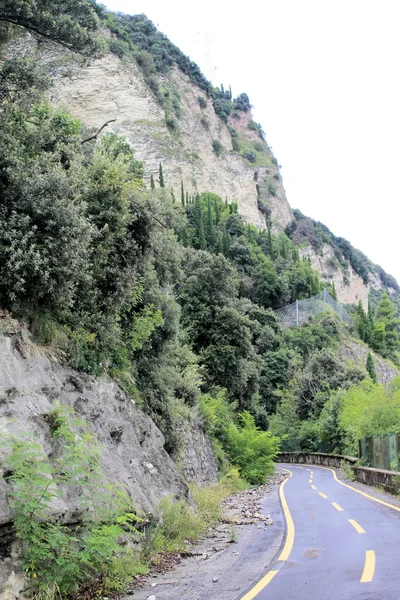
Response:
[[0, 0, 101, 54]]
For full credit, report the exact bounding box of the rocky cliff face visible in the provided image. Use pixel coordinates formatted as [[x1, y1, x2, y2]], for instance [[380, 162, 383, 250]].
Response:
[[10, 34, 398, 308], [46, 51, 293, 231], [299, 244, 370, 308], [0, 315, 217, 595]]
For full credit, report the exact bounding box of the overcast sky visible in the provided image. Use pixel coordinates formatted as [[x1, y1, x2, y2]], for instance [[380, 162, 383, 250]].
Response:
[[103, 0, 400, 282]]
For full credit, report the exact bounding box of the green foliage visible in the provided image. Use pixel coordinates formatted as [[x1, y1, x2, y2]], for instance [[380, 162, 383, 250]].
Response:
[[366, 352, 377, 383], [340, 380, 400, 453], [199, 394, 279, 484], [224, 412, 279, 484], [106, 13, 211, 93], [287, 210, 399, 292], [212, 139, 223, 156], [144, 479, 242, 556], [4, 404, 145, 596], [372, 292, 400, 358], [158, 162, 165, 187], [0, 0, 102, 55]]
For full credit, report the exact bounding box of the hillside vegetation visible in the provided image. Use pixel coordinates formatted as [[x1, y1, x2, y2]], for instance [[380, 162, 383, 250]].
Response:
[[1, 1, 400, 596]]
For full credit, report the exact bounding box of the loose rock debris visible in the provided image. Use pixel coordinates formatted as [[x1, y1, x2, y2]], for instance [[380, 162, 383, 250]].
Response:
[[129, 471, 287, 596]]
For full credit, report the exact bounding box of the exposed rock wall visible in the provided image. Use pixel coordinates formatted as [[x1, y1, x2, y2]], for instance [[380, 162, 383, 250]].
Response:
[[180, 420, 219, 485], [337, 338, 397, 385], [299, 243, 370, 308], [46, 52, 292, 230], [0, 317, 218, 594]]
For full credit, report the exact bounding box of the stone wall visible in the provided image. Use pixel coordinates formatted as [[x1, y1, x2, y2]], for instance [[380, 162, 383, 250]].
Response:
[[277, 452, 400, 495]]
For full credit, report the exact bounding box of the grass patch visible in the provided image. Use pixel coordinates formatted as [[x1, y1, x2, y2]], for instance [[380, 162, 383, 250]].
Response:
[[142, 473, 246, 558]]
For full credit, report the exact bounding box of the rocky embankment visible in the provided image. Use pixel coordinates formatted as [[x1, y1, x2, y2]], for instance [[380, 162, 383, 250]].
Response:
[[0, 311, 217, 596]]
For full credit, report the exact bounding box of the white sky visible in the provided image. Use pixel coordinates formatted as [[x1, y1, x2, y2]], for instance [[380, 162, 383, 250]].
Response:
[[103, 0, 400, 282]]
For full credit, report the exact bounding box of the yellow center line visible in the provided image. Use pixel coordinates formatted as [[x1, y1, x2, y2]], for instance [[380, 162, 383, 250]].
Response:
[[361, 550, 376, 583], [311, 484, 317, 490], [331, 502, 344, 512], [309, 479, 312, 484], [240, 469, 295, 600], [319, 492, 328, 499], [311, 466, 400, 513], [349, 519, 366, 534]]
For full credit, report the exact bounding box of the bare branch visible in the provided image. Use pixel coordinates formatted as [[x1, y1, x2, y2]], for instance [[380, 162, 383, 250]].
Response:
[[81, 119, 116, 145]]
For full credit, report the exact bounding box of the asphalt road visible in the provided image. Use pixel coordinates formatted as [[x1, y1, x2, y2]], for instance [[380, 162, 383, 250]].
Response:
[[240, 464, 400, 600]]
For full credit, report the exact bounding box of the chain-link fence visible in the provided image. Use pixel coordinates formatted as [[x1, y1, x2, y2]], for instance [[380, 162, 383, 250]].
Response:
[[274, 290, 353, 328]]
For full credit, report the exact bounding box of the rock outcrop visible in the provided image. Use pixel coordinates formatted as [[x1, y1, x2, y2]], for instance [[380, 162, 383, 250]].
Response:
[[0, 315, 216, 595]]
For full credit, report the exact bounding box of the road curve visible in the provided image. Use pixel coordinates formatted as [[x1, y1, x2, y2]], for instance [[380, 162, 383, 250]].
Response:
[[240, 464, 400, 600]]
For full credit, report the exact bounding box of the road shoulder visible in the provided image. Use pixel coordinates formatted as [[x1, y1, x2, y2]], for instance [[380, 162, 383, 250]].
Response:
[[125, 472, 286, 600]]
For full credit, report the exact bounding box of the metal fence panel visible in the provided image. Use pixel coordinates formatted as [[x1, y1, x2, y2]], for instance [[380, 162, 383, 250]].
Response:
[[360, 434, 400, 471], [274, 290, 353, 329]]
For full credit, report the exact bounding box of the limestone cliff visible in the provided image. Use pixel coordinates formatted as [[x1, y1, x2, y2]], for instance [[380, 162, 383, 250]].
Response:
[[47, 52, 293, 231], [9, 28, 398, 308]]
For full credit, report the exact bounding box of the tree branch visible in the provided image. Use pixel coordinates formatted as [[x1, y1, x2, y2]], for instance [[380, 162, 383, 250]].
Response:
[[81, 119, 117, 145]]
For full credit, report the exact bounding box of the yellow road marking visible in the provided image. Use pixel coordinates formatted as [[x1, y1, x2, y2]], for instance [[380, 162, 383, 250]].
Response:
[[332, 502, 344, 512], [361, 550, 376, 583], [319, 492, 328, 499], [241, 469, 294, 599], [349, 519, 366, 534], [309, 479, 312, 484], [240, 570, 279, 599], [311, 484, 317, 490], [314, 466, 400, 513], [277, 471, 295, 561]]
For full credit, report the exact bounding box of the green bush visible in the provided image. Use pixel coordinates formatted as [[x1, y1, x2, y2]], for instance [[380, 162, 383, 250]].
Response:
[[4, 405, 145, 597], [198, 96, 207, 109], [212, 139, 223, 156], [224, 412, 279, 484]]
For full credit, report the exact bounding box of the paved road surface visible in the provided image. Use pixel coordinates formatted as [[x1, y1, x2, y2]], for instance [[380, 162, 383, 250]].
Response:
[[240, 464, 400, 600]]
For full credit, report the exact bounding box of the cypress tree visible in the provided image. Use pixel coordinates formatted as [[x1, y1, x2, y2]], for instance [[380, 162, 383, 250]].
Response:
[[280, 238, 287, 259], [181, 181, 185, 206], [214, 197, 220, 224], [218, 232, 224, 254], [267, 226, 274, 258], [199, 212, 207, 250], [374, 292, 399, 356], [331, 282, 337, 301], [150, 173, 155, 190], [158, 162, 165, 188], [206, 197, 215, 248], [223, 228, 231, 255], [366, 352, 377, 383], [171, 189, 176, 202], [186, 191, 189, 205]]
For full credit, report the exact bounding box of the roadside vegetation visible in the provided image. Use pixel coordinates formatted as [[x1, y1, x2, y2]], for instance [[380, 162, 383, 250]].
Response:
[[1, 0, 400, 596]]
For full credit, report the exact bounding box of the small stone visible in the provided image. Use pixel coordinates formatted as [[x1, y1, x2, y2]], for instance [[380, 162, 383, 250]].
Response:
[[212, 577, 219, 583], [147, 596, 156, 600]]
